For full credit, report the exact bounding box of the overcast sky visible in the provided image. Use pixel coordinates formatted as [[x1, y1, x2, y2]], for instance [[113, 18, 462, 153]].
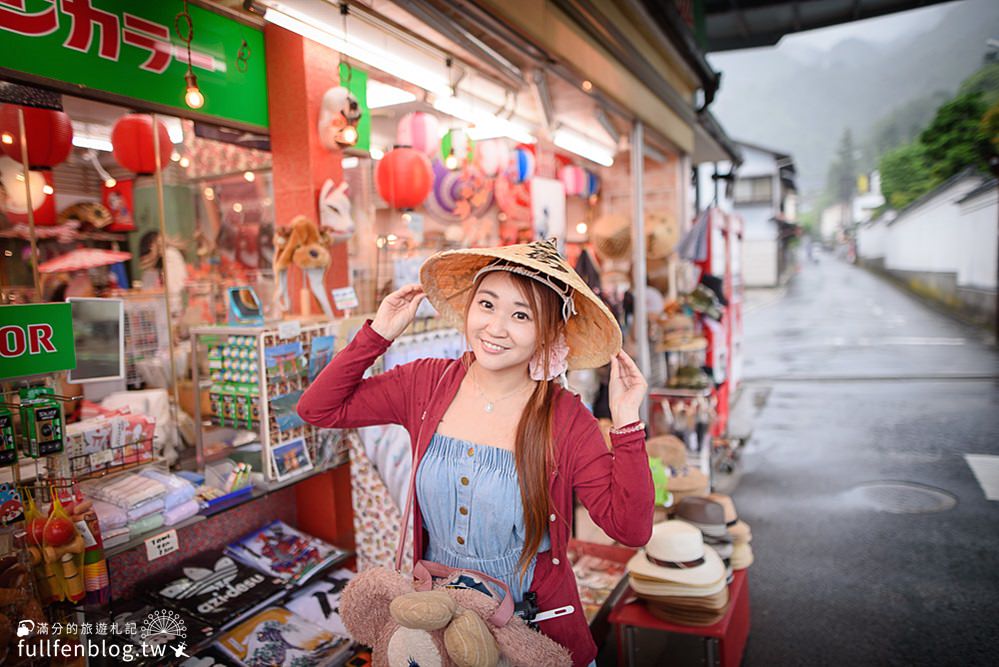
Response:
[[779, 0, 962, 50]]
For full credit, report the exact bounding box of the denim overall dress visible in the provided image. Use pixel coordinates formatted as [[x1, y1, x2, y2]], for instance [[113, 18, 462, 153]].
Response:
[[415, 433, 551, 604]]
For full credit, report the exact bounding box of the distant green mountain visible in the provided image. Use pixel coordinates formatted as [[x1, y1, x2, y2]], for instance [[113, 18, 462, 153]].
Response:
[[707, 0, 999, 204]]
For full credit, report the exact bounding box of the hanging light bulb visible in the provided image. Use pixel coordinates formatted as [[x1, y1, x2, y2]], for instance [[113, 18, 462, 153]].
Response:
[[42, 184, 54, 195], [576, 222, 588, 235], [105, 177, 117, 188], [444, 150, 458, 170], [184, 71, 205, 109], [243, 170, 256, 182], [179, 156, 190, 168], [1, 133, 12, 145]]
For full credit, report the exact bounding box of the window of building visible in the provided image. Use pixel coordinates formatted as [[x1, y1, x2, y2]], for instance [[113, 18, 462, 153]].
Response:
[[733, 176, 773, 204]]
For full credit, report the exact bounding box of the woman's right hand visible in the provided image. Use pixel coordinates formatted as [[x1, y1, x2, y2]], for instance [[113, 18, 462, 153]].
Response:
[[371, 284, 426, 341]]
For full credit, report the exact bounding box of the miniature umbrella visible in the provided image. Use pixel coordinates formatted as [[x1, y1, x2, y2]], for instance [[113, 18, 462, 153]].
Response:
[[38, 248, 131, 274]]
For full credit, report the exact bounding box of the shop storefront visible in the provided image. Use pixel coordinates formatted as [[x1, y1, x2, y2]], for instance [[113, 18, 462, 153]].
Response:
[[0, 1, 751, 665]]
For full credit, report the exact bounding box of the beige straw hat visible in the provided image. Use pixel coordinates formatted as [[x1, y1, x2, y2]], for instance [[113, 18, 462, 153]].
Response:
[[420, 238, 622, 369], [590, 213, 632, 261]]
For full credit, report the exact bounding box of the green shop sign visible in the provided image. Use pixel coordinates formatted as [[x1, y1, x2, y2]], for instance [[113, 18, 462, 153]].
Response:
[[0, 303, 76, 380], [0, 0, 268, 130]]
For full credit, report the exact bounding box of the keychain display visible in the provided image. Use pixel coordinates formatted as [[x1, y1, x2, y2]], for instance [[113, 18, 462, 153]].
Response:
[[18, 387, 64, 458], [0, 407, 16, 467]]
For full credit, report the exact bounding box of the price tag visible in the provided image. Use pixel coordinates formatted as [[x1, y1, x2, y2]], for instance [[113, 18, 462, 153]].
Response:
[[277, 320, 301, 339], [90, 450, 114, 467], [145, 529, 179, 562], [332, 286, 359, 310]]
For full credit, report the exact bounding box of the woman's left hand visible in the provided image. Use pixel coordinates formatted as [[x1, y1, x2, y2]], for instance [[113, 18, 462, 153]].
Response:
[[608, 350, 647, 428]]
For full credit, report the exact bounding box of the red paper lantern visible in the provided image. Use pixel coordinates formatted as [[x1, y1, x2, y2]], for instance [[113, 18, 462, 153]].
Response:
[[0, 104, 74, 168], [111, 114, 172, 174], [375, 147, 432, 209]]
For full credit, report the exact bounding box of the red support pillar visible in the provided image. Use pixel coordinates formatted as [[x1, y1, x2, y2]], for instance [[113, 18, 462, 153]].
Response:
[[264, 25, 349, 315], [264, 26, 355, 550]]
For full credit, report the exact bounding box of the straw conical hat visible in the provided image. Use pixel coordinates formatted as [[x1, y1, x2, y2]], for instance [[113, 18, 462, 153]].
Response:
[[420, 239, 622, 369]]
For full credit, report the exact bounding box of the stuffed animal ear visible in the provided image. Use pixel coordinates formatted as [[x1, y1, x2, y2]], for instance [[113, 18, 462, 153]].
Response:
[[340, 567, 413, 647]]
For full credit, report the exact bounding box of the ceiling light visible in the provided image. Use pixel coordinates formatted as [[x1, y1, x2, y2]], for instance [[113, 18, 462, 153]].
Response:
[[367, 80, 417, 109], [105, 178, 117, 188], [42, 184, 54, 195], [171, 152, 181, 162], [203, 187, 215, 200], [243, 170, 256, 182], [553, 128, 615, 167], [232, 202, 243, 213], [581, 80, 593, 92], [576, 222, 588, 234], [261, 3, 452, 97], [444, 151, 458, 170], [370, 147, 384, 160], [433, 95, 534, 145], [179, 156, 191, 168], [341, 156, 359, 169], [1, 133, 12, 145]]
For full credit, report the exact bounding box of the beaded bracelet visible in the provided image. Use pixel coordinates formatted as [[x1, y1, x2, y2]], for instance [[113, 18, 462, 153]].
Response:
[[609, 420, 646, 436]]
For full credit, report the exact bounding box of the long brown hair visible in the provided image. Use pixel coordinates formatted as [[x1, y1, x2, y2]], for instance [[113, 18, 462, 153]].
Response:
[[465, 269, 565, 579]]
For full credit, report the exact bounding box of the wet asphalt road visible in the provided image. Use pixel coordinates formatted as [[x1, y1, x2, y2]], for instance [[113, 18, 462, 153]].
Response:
[[733, 255, 999, 666]]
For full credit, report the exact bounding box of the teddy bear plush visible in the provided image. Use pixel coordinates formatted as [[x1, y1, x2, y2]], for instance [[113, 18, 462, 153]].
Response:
[[340, 566, 571, 667], [273, 214, 335, 318]]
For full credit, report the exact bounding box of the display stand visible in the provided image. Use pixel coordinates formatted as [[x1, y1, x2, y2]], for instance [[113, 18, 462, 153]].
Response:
[[610, 570, 751, 667], [189, 322, 345, 482]]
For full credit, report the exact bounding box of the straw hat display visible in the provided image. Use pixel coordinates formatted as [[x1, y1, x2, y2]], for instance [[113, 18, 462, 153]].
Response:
[[420, 238, 622, 369], [644, 435, 709, 508], [627, 521, 729, 626], [658, 313, 707, 352], [590, 213, 631, 261], [676, 497, 733, 583], [646, 212, 678, 293], [706, 492, 754, 570]]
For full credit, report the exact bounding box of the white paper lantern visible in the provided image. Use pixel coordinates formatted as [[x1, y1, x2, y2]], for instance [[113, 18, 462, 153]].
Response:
[[0, 155, 47, 214]]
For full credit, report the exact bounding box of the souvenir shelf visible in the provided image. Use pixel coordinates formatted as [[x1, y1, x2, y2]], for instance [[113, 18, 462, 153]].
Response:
[[189, 322, 345, 483]]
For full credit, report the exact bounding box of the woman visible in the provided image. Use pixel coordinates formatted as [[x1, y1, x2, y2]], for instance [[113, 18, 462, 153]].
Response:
[[298, 239, 654, 666]]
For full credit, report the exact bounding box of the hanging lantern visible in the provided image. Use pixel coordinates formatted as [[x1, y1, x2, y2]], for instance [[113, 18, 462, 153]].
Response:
[[397, 111, 439, 156], [508, 147, 535, 184], [584, 170, 600, 199], [474, 139, 510, 177], [441, 129, 473, 170], [558, 165, 586, 196], [0, 156, 55, 225], [111, 114, 173, 175], [0, 104, 73, 168], [375, 147, 433, 209]]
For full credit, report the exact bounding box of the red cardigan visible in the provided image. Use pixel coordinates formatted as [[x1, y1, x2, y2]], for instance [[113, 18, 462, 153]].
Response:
[[298, 321, 654, 666]]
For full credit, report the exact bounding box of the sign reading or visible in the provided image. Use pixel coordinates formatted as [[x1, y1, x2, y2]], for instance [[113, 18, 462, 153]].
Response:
[[0, 303, 76, 380], [0, 0, 268, 130]]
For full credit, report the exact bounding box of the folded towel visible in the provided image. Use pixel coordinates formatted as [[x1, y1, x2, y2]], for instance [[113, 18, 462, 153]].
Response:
[[163, 499, 200, 526], [101, 526, 131, 549], [127, 497, 165, 522], [129, 513, 164, 538], [140, 469, 195, 510], [91, 499, 128, 532]]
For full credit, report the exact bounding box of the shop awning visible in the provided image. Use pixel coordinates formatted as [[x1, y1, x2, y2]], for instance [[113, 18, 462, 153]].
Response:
[[38, 248, 131, 274], [691, 0, 956, 52]]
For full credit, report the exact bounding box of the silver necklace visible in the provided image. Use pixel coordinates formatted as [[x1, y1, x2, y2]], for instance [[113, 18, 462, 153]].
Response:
[[471, 366, 531, 413]]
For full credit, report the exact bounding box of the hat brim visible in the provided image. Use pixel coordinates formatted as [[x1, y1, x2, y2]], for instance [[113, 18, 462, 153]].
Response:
[[658, 337, 708, 353], [420, 242, 622, 369], [731, 543, 754, 570], [629, 571, 728, 597], [667, 468, 709, 492], [627, 543, 726, 587]]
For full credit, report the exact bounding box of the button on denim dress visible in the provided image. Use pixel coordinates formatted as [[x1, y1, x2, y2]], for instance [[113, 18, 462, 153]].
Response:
[[416, 433, 551, 603]]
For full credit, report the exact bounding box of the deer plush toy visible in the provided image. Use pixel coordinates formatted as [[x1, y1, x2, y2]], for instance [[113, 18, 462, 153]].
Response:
[[273, 215, 335, 319]]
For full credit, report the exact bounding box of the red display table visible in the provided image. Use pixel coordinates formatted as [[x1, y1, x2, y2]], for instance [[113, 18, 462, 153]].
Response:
[[608, 570, 750, 667]]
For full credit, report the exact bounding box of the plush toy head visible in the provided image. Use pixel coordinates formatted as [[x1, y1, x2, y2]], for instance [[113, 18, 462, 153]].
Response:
[[340, 567, 571, 667], [318, 86, 362, 151], [274, 215, 331, 271]]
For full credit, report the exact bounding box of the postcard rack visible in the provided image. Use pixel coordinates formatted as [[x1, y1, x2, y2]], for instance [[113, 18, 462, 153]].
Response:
[[189, 322, 347, 483]]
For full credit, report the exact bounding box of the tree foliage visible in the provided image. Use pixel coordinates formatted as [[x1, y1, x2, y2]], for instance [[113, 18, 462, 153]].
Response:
[[826, 129, 857, 203], [879, 143, 936, 210], [919, 91, 989, 181]]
